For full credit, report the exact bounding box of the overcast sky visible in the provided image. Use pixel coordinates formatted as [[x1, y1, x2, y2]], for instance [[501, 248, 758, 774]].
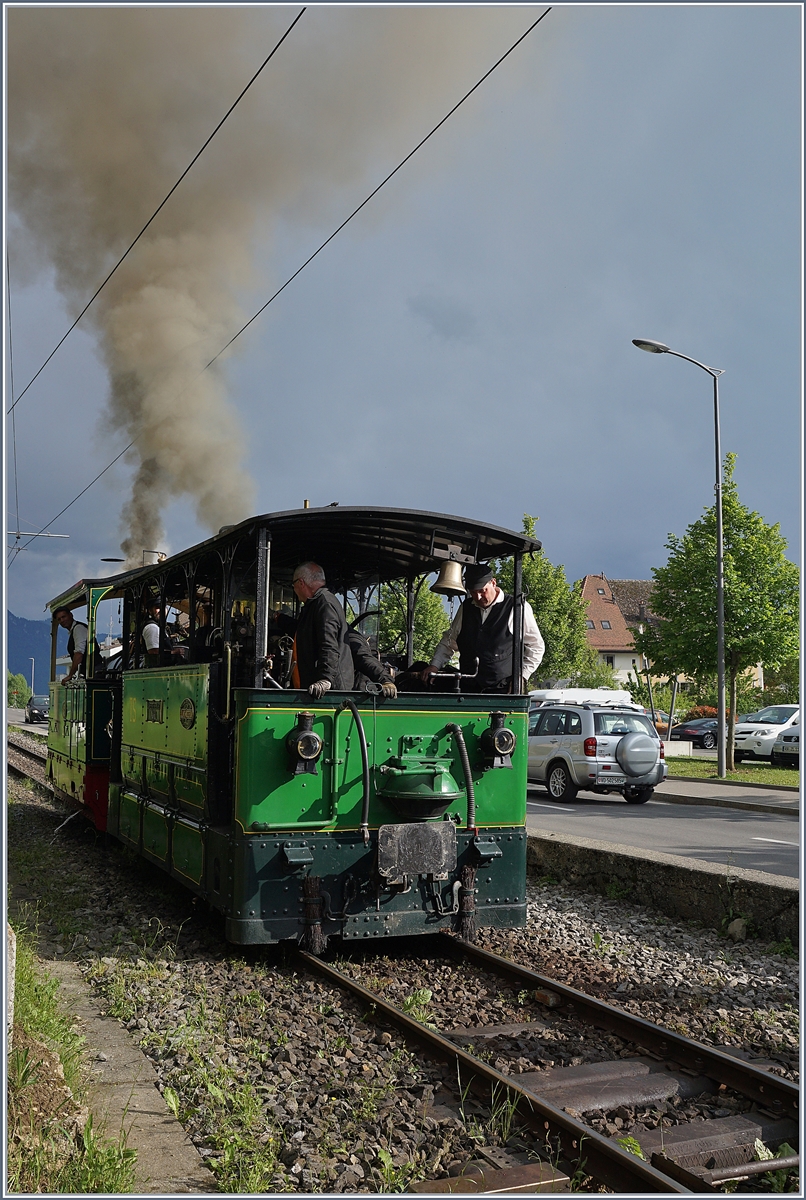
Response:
[[4, 3, 802, 623]]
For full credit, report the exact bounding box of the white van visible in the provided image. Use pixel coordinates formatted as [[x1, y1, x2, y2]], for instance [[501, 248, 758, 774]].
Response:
[[528, 687, 642, 711]]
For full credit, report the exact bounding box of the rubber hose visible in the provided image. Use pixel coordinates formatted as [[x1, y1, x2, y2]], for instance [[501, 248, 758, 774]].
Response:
[[341, 699, 371, 844], [447, 723, 475, 831]]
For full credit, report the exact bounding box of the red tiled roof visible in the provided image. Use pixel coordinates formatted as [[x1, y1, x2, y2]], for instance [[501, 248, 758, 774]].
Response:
[[580, 575, 636, 652]]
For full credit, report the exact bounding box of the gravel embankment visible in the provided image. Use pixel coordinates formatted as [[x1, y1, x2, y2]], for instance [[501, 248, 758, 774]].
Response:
[[6, 777, 799, 1193]]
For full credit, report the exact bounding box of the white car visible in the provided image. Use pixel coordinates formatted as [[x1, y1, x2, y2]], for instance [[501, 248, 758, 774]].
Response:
[[733, 705, 799, 763], [770, 716, 799, 769]]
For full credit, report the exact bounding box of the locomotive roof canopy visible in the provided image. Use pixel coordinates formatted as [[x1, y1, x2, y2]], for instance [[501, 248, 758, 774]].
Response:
[[250, 507, 541, 585], [46, 507, 541, 605]]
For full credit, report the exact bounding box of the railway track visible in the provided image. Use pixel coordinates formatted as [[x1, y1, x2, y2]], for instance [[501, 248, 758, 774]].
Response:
[[7, 732, 51, 790], [7, 739, 799, 1192], [299, 937, 799, 1193]]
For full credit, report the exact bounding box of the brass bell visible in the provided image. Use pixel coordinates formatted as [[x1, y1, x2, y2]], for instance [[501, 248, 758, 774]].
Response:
[[430, 560, 466, 596]]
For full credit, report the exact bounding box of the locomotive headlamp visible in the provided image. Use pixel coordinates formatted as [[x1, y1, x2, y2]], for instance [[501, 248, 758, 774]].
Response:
[[286, 711, 324, 775], [480, 711, 516, 769]]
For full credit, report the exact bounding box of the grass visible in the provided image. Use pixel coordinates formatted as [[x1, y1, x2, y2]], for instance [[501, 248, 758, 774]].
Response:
[[7, 921, 137, 1194], [665, 756, 799, 788]]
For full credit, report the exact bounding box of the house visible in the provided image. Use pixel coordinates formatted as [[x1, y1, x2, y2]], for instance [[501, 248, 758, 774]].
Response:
[[581, 575, 764, 691], [579, 574, 656, 683]]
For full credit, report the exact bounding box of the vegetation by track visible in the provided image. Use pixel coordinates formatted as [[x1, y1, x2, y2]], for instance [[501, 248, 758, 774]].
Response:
[[6, 773, 799, 1192]]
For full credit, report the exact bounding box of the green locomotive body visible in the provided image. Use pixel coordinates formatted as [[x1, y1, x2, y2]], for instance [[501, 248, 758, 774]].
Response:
[[46, 506, 539, 946]]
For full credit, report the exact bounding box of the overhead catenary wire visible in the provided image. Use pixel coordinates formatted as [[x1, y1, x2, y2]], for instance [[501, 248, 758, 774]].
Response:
[[9, 7, 552, 565], [6, 6, 307, 417], [7, 257, 23, 565], [207, 6, 552, 368]]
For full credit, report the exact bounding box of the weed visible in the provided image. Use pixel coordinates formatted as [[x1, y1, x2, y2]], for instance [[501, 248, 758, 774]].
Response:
[[9, 1045, 39, 1090], [517, 989, 529, 1005], [401, 987, 437, 1028], [754, 1138, 799, 1192], [375, 1146, 423, 1192], [605, 879, 632, 901], [767, 938, 797, 959], [615, 1135, 646, 1160]]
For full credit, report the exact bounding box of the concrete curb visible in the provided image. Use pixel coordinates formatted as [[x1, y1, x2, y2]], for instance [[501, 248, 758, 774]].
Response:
[[666, 773, 799, 794], [655, 791, 798, 818], [47, 960, 217, 1194], [527, 832, 799, 946]]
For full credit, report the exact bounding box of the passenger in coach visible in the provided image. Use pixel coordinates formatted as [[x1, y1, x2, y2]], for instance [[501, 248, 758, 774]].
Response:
[[141, 599, 180, 667], [421, 562, 544, 693], [290, 562, 355, 697], [346, 627, 397, 697], [55, 607, 89, 684]]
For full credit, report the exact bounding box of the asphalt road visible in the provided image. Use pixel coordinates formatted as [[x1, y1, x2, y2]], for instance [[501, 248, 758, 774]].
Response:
[[8, 711, 798, 880], [528, 786, 800, 879]]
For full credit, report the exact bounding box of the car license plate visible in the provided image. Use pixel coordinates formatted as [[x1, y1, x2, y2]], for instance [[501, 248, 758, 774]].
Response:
[[599, 773, 625, 785], [782, 744, 798, 754]]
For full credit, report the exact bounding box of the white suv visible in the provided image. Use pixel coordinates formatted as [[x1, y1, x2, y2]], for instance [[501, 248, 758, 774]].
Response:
[[733, 706, 799, 763], [770, 715, 799, 769], [527, 704, 667, 804]]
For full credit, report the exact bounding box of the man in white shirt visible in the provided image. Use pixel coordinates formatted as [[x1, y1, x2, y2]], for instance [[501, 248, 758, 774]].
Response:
[[54, 607, 89, 684], [422, 563, 544, 693]]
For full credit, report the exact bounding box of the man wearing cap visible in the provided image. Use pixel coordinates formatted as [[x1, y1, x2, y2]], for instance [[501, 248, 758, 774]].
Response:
[[421, 563, 544, 693], [291, 562, 355, 698]]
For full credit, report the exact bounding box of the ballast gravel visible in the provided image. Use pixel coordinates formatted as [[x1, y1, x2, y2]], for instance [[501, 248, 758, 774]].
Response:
[[6, 777, 800, 1193]]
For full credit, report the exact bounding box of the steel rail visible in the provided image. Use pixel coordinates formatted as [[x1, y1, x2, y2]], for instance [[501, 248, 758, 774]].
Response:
[[7, 734, 48, 763], [440, 935, 798, 1121], [297, 950, 687, 1193]]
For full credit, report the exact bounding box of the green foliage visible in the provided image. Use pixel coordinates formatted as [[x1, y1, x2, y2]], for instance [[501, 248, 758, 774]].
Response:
[[377, 576, 450, 662], [632, 454, 799, 765], [570, 648, 621, 689], [615, 1135, 646, 1160], [493, 515, 593, 686], [754, 1139, 799, 1192], [401, 987, 437, 1028], [762, 657, 800, 704], [7, 669, 32, 706], [7, 924, 137, 1194]]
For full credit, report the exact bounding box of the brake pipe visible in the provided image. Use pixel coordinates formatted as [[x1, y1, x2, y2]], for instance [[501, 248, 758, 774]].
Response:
[[339, 699, 371, 844], [447, 722, 475, 831]]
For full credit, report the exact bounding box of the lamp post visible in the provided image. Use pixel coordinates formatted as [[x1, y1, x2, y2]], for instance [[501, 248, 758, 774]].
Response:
[[632, 338, 726, 777], [29, 657, 35, 696]]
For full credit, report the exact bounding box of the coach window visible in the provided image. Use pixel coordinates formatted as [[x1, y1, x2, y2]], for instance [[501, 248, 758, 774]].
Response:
[[229, 539, 258, 684], [164, 565, 191, 664], [191, 554, 224, 663]]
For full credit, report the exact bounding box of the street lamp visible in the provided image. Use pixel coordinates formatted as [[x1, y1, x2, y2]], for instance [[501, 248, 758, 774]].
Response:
[[29, 657, 35, 696], [632, 338, 727, 777]]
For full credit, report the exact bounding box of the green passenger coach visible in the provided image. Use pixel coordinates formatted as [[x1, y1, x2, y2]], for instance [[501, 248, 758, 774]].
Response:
[[46, 506, 540, 947]]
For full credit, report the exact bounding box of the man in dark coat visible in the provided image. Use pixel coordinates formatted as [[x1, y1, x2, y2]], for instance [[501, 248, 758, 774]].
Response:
[[291, 563, 355, 698]]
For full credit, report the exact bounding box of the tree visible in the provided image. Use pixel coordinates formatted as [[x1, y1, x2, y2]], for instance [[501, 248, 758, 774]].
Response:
[[493, 516, 593, 687], [377, 576, 451, 663], [632, 454, 799, 769], [7, 671, 32, 707]]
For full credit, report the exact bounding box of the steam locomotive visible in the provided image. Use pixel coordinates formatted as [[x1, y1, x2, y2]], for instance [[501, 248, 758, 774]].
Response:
[[45, 506, 539, 946]]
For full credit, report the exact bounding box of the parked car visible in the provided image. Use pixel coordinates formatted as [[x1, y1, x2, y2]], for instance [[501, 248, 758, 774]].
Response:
[[770, 716, 799, 769], [668, 717, 721, 749], [734, 706, 799, 763], [24, 694, 50, 724], [527, 703, 667, 804]]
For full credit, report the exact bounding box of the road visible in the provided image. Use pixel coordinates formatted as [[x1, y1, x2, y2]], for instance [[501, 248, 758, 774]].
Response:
[[528, 786, 799, 879], [8, 711, 798, 879]]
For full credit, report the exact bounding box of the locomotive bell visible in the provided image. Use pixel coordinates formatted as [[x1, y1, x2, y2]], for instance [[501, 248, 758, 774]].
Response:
[[430, 560, 465, 596]]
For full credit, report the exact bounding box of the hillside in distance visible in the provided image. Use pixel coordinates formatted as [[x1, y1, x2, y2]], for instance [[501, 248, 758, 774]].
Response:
[[7, 612, 52, 694]]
